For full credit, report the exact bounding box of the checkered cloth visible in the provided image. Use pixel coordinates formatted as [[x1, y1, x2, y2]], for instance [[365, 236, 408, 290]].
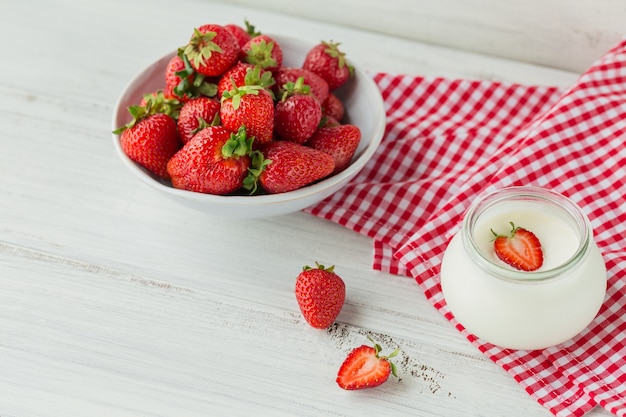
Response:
[[306, 38, 626, 416]]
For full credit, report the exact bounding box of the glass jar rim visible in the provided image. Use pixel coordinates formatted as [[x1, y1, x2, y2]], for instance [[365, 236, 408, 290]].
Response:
[[461, 186, 591, 283]]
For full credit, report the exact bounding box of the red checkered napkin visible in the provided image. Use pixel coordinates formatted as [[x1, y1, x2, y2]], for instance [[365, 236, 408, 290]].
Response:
[[306, 39, 626, 416]]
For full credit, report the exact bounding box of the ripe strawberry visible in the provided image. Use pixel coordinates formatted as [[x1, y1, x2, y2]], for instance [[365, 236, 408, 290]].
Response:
[[166, 126, 253, 195], [220, 84, 275, 146], [183, 24, 240, 77], [303, 41, 354, 90], [336, 340, 399, 390], [274, 77, 322, 144], [491, 222, 544, 271], [241, 34, 283, 72], [294, 262, 345, 329], [165, 49, 218, 101], [251, 141, 335, 194], [322, 93, 344, 121], [318, 115, 341, 129], [274, 67, 329, 104], [177, 97, 220, 144], [216, 62, 274, 99], [224, 19, 260, 48], [306, 124, 361, 173], [114, 108, 181, 180]]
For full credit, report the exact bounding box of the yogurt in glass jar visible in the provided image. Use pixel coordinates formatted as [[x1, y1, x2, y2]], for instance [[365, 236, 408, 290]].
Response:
[[440, 186, 607, 350]]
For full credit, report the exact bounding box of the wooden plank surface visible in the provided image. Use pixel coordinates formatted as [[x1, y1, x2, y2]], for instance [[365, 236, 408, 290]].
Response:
[[0, 0, 611, 416]]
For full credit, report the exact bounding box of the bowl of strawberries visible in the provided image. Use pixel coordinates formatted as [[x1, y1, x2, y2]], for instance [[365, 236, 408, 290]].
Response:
[[112, 21, 386, 218]]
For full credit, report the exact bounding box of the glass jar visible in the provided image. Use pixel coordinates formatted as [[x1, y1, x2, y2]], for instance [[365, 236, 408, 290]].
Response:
[[440, 186, 607, 350]]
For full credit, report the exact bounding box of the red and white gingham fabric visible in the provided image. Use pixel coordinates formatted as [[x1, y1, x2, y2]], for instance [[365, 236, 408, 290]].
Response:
[[306, 39, 626, 416]]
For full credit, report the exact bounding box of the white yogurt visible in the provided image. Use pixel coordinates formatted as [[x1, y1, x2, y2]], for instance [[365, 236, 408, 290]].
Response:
[[440, 187, 607, 350]]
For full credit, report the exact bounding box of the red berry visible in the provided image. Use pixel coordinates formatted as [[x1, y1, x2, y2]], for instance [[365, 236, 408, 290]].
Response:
[[306, 124, 361, 173], [303, 41, 353, 90], [295, 262, 345, 329], [492, 222, 544, 271], [256, 141, 335, 194], [336, 341, 399, 390], [184, 24, 240, 77], [177, 97, 220, 144]]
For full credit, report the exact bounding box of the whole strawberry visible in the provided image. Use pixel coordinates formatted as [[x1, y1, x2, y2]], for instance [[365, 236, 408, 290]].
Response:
[[167, 126, 253, 195], [224, 19, 260, 48], [114, 105, 181, 180], [165, 49, 218, 101], [274, 67, 329, 104], [177, 97, 220, 144], [242, 34, 283, 72], [336, 339, 399, 390], [220, 84, 275, 146], [184, 24, 240, 77], [252, 141, 335, 194], [303, 40, 354, 91], [216, 63, 274, 99], [295, 262, 345, 329], [274, 77, 322, 144], [306, 124, 361, 173], [322, 93, 344, 121]]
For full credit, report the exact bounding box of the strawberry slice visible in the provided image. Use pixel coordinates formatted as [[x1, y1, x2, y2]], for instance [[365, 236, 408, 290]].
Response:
[[491, 222, 544, 271], [336, 340, 399, 390]]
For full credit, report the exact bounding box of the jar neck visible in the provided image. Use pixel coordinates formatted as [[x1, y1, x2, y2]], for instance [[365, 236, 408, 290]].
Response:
[[461, 186, 591, 284]]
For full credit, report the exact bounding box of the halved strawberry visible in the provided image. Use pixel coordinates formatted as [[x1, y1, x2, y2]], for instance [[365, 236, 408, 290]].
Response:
[[491, 222, 544, 271], [336, 340, 399, 390]]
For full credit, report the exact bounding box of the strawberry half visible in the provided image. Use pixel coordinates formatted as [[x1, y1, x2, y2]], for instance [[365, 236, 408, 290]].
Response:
[[491, 222, 544, 271], [336, 339, 399, 390]]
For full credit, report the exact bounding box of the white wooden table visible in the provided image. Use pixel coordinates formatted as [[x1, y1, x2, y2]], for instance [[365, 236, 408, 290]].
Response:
[[0, 1, 611, 416]]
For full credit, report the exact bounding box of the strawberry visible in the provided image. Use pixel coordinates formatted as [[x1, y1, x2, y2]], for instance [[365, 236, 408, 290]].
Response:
[[165, 49, 218, 101], [224, 19, 260, 48], [216, 63, 274, 99], [491, 222, 544, 271], [321, 93, 344, 121], [303, 40, 354, 91], [176, 97, 220, 144], [183, 24, 240, 77], [294, 262, 345, 329], [306, 124, 361, 173], [318, 115, 341, 129], [166, 125, 253, 195], [251, 141, 335, 194], [336, 339, 399, 390], [241, 34, 283, 72], [274, 76, 322, 144], [114, 107, 181, 180], [274, 67, 329, 104], [220, 84, 275, 146]]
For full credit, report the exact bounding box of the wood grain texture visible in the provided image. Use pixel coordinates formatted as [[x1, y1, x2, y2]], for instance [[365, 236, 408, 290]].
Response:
[[225, 0, 625, 73], [0, 0, 611, 416]]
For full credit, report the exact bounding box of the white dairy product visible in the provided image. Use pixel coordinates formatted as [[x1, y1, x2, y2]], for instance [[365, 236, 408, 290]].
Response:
[[440, 187, 607, 350]]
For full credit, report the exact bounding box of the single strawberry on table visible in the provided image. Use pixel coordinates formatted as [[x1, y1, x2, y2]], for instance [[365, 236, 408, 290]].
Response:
[[183, 24, 240, 77], [306, 124, 361, 174], [176, 96, 220, 144], [274, 76, 322, 144], [336, 339, 399, 390], [491, 222, 544, 271], [113, 101, 181, 180], [167, 125, 253, 195], [248, 141, 335, 194], [303, 40, 354, 91], [294, 262, 345, 329], [220, 83, 275, 146]]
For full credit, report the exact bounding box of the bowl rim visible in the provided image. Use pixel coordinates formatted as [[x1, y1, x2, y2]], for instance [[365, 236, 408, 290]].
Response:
[[111, 34, 386, 209]]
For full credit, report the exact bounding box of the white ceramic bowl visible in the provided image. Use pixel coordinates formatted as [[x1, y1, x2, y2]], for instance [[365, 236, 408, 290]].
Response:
[[112, 35, 386, 218]]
